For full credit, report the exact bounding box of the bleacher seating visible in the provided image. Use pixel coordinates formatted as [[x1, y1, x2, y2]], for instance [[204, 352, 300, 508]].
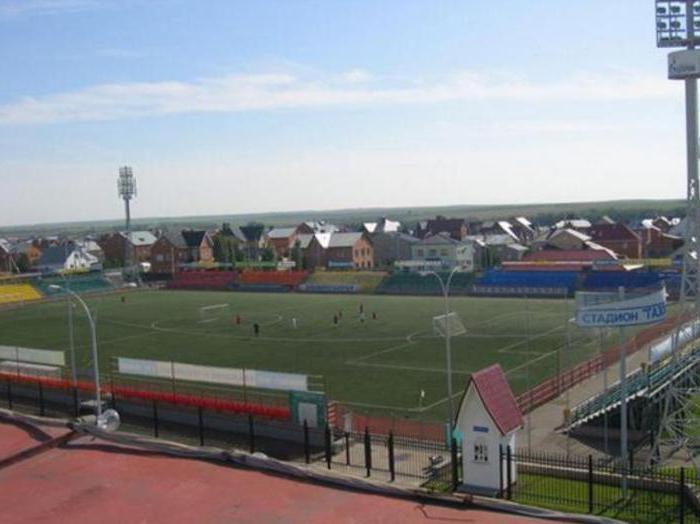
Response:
[[569, 346, 700, 427], [0, 283, 43, 305], [167, 271, 237, 291], [237, 271, 308, 288], [304, 271, 387, 294], [376, 271, 475, 296], [35, 275, 113, 296], [475, 270, 577, 295], [582, 271, 662, 291]]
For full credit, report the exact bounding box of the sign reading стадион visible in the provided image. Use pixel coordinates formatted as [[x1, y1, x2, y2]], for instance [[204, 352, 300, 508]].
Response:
[[575, 288, 667, 328]]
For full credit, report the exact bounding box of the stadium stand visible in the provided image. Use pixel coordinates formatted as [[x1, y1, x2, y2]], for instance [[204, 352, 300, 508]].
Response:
[[376, 271, 475, 296], [237, 270, 308, 287], [582, 270, 663, 291], [35, 275, 113, 296], [167, 271, 237, 291], [569, 345, 700, 428], [474, 270, 577, 295], [303, 271, 386, 294], [0, 283, 43, 305]]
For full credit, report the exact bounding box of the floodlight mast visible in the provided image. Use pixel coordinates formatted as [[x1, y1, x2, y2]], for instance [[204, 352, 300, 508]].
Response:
[[652, 0, 700, 469], [117, 166, 137, 282]]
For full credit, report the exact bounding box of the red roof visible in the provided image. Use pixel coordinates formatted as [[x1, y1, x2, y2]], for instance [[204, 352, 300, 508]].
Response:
[[469, 364, 523, 435], [523, 249, 615, 262]]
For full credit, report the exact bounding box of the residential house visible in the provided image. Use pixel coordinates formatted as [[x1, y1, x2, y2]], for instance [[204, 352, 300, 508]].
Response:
[[181, 230, 214, 264], [99, 231, 158, 266], [265, 227, 300, 258], [416, 216, 468, 241], [9, 242, 42, 268], [238, 223, 266, 260], [372, 232, 419, 268], [37, 246, 99, 273], [150, 231, 189, 274], [410, 233, 475, 271], [326, 232, 374, 269], [75, 239, 104, 262], [588, 223, 642, 259], [299, 233, 328, 270], [638, 225, 683, 258]]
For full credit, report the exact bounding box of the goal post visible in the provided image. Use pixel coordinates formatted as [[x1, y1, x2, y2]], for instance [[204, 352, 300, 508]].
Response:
[[432, 312, 467, 337], [198, 303, 230, 323]]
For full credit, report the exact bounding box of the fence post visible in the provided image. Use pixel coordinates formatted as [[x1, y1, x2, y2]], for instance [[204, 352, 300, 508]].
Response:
[[152, 400, 159, 438], [506, 446, 512, 500], [248, 414, 255, 454], [629, 448, 634, 473], [7, 380, 12, 409], [680, 467, 685, 524], [303, 420, 310, 464], [325, 424, 332, 469], [388, 431, 395, 482], [345, 431, 350, 465], [364, 427, 372, 477], [72, 387, 79, 417], [499, 445, 504, 498], [588, 454, 593, 513], [451, 438, 459, 491], [198, 406, 204, 446], [38, 381, 45, 416]]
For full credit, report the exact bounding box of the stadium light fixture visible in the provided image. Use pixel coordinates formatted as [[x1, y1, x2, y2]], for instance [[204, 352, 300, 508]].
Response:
[[117, 166, 138, 283], [49, 284, 106, 424], [419, 265, 463, 433]]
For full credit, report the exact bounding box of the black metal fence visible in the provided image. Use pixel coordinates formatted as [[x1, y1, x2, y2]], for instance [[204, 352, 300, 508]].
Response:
[[501, 447, 700, 524]]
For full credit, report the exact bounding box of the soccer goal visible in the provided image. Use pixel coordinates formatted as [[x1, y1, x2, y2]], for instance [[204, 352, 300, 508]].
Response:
[[198, 303, 230, 323], [432, 311, 467, 337]]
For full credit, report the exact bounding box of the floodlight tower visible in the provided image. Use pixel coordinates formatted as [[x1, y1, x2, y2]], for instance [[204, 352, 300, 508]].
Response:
[[652, 0, 700, 466], [117, 166, 137, 282]]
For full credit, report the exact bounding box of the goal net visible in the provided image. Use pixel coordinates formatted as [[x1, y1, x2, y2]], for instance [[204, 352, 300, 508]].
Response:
[[199, 303, 230, 323], [432, 312, 467, 337]]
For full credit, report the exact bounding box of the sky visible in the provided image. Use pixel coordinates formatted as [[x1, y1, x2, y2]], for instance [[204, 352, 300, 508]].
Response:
[[0, 0, 689, 226]]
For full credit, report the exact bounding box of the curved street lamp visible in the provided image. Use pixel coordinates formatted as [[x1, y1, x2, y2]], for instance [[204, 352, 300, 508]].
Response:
[[420, 265, 462, 431], [49, 284, 103, 420]]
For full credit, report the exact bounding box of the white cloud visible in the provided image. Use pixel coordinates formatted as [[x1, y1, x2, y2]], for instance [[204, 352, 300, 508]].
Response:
[[340, 69, 373, 83], [0, 0, 100, 17], [0, 70, 677, 126]]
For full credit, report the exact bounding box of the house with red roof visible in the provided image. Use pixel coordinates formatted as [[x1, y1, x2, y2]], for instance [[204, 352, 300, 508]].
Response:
[[455, 363, 523, 495], [588, 223, 642, 259]]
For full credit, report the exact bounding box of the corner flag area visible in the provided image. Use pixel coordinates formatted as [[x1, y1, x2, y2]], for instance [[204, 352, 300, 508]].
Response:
[[0, 419, 548, 524]]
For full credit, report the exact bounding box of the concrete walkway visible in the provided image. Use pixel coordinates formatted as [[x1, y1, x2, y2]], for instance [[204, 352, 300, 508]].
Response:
[[517, 344, 653, 457]]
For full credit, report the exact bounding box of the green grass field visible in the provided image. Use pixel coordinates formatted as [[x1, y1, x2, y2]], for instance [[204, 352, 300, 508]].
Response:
[[0, 289, 621, 421]]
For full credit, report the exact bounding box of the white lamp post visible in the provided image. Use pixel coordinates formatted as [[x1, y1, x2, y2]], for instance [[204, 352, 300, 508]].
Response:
[[421, 265, 462, 431], [49, 285, 102, 420]]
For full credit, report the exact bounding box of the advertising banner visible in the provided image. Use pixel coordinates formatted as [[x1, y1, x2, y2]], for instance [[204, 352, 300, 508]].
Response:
[[0, 346, 65, 366], [575, 288, 666, 328]]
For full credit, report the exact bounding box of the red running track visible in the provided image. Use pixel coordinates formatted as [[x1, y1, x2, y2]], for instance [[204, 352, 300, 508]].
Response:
[[0, 421, 553, 524]]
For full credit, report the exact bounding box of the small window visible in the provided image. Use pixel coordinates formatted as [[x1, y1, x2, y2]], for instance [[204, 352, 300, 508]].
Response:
[[417, 249, 424, 257], [440, 249, 448, 257], [473, 438, 488, 463]]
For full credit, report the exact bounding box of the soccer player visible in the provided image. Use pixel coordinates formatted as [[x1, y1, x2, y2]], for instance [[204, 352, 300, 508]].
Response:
[[292, 317, 297, 329], [253, 323, 260, 336]]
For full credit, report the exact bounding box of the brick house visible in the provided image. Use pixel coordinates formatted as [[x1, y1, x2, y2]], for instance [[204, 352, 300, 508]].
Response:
[[265, 227, 299, 258], [372, 232, 419, 268], [588, 223, 642, 259], [99, 231, 157, 266], [150, 232, 189, 274], [181, 230, 214, 264], [638, 226, 683, 258], [326, 232, 374, 269]]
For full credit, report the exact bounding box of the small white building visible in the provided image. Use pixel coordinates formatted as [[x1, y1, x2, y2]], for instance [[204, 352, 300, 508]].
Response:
[[455, 364, 523, 495]]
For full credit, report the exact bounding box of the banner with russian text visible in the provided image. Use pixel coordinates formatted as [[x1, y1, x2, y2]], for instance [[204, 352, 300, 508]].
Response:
[[575, 288, 666, 328]]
